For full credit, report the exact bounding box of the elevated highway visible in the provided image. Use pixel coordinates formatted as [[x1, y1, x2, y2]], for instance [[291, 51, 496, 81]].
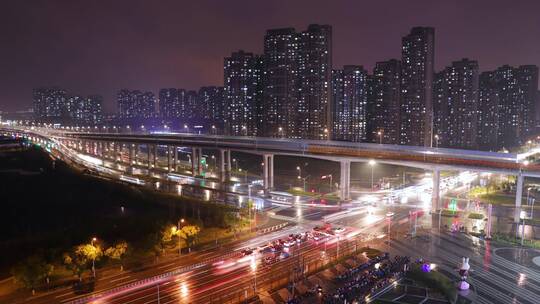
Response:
[[2, 126, 539, 223]]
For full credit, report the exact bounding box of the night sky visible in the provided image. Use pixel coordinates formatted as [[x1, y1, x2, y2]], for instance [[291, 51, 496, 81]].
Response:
[[1, 0, 539, 113]]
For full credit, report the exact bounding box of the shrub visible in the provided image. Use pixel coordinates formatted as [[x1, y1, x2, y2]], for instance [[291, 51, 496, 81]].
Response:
[[407, 264, 456, 302], [468, 213, 484, 220]]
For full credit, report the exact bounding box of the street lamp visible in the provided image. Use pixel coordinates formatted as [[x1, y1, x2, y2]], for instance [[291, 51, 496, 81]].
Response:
[[184, 124, 189, 133], [232, 158, 238, 172], [242, 126, 247, 136], [296, 166, 301, 178], [321, 174, 333, 191], [278, 126, 283, 138], [520, 210, 527, 246], [434, 134, 440, 148], [211, 125, 216, 135], [377, 131, 383, 144], [298, 175, 309, 192], [250, 256, 257, 294], [91, 237, 97, 278], [368, 160, 376, 191], [323, 128, 329, 140], [239, 168, 247, 183]]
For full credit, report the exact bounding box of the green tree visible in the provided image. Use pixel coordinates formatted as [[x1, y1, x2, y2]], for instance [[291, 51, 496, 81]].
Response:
[[162, 225, 176, 243], [224, 211, 241, 238], [11, 256, 53, 295], [176, 225, 201, 252], [140, 232, 163, 262], [63, 243, 102, 281], [105, 241, 128, 271]]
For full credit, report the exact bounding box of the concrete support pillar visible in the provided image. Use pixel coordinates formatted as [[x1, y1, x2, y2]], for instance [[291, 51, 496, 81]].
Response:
[[129, 144, 134, 165], [97, 142, 102, 157], [147, 144, 151, 170], [263, 154, 274, 190], [191, 147, 198, 176], [339, 160, 351, 201], [514, 173, 524, 223], [226, 149, 232, 177], [270, 155, 274, 189], [173, 146, 178, 172], [219, 149, 227, 182], [113, 142, 118, 163], [133, 144, 139, 164], [167, 146, 172, 172], [197, 148, 203, 176], [263, 155, 269, 190], [152, 144, 157, 169], [432, 169, 440, 211]]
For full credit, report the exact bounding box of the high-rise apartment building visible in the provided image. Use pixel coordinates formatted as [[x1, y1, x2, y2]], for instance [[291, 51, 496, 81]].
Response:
[[223, 50, 263, 136], [332, 66, 367, 142], [495, 65, 538, 147], [476, 65, 538, 149], [433, 59, 479, 149], [117, 89, 156, 119], [366, 60, 401, 144], [158, 88, 181, 119], [185, 90, 198, 120], [297, 24, 333, 139], [33, 87, 67, 121], [477, 71, 500, 149], [262, 24, 332, 139], [263, 28, 298, 138], [33, 87, 102, 124], [400, 27, 435, 147], [198, 86, 224, 123]]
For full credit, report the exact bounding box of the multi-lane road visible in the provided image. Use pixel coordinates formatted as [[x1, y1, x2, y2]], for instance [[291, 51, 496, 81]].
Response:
[[3, 128, 505, 304]]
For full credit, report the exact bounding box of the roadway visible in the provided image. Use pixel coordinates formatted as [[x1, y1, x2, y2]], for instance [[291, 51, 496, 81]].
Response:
[[1, 126, 495, 304], [88, 206, 407, 304], [4, 126, 540, 177]]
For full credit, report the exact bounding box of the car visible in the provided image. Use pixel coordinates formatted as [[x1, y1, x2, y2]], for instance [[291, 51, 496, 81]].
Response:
[[241, 248, 254, 256], [311, 232, 324, 241], [386, 212, 395, 217], [283, 240, 296, 247], [332, 227, 346, 233], [313, 226, 324, 232], [279, 252, 290, 259], [264, 256, 276, 265]]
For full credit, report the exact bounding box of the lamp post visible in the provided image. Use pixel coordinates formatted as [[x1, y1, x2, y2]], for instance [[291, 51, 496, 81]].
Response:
[[322, 174, 333, 191], [434, 134, 440, 148], [184, 124, 189, 133], [250, 257, 257, 294], [298, 175, 309, 192], [520, 210, 526, 246], [239, 168, 247, 183], [323, 128, 329, 140], [278, 127, 283, 138], [377, 131, 383, 144], [91, 237, 97, 278], [369, 160, 376, 191]]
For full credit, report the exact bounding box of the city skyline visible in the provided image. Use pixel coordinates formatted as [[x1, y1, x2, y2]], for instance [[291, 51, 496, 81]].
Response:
[[27, 23, 540, 151], [1, 1, 540, 112], [3, 3, 540, 303]]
